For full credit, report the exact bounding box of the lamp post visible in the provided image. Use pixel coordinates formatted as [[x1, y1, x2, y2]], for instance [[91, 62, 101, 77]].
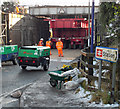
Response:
[[88, 0, 90, 47], [0, 2, 2, 109], [91, 0, 94, 53]]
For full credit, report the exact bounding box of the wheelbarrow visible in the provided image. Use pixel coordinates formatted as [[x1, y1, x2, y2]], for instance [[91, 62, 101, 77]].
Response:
[[48, 67, 79, 89]]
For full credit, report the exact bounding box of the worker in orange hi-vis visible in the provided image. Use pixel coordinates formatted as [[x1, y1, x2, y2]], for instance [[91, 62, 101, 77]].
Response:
[[38, 38, 44, 46], [46, 38, 52, 55], [56, 38, 64, 57]]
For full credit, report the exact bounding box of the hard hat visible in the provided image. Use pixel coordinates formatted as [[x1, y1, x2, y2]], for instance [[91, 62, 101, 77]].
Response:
[[40, 38, 43, 41], [58, 38, 61, 41]]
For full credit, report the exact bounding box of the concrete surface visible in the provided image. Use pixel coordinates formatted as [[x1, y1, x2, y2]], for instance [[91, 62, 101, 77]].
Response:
[[2, 49, 82, 107], [20, 80, 85, 107], [20, 49, 84, 107], [50, 49, 81, 60]]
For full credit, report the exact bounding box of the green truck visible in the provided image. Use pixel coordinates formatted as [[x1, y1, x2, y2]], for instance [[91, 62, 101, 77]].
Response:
[[17, 46, 50, 71], [0, 45, 18, 65]]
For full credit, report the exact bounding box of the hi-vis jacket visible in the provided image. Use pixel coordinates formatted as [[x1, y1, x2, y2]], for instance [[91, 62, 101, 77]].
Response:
[[38, 41, 43, 46], [46, 41, 51, 48], [56, 41, 63, 50]]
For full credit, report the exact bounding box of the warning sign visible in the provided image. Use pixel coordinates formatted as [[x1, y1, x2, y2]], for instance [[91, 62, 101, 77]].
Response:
[[95, 46, 118, 63]]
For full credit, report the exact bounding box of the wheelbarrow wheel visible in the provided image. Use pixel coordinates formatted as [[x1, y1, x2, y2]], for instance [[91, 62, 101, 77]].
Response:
[[50, 78, 58, 87], [21, 66, 27, 69]]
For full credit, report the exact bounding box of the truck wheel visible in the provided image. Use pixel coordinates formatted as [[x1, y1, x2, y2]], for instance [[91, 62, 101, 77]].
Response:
[[79, 44, 81, 49], [69, 43, 71, 49], [50, 78, 58, 87], [21, 66, 27, 69], [53, 42, 56, 49], [12, 58, 17, 65], [73, 43, 76, 49], [43, 61, 49, 71], [63, 43, 66, 49]]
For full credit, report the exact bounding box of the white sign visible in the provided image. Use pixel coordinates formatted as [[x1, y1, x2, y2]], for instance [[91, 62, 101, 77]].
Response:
[[0, 47, 4, 53], [11, 46, 15, 51], [59, 8, 65, 14], [95, 46, 118, 63]]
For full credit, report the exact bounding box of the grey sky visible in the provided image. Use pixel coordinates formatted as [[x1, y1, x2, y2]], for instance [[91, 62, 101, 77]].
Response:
[[1, 0, 100, 6], [19, 0, 100, 6]]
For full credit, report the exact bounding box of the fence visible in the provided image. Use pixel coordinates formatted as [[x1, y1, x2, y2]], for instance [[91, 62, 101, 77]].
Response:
[[77, 47, 119, 92]]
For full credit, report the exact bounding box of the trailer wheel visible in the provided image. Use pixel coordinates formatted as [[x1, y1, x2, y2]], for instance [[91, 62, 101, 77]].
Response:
[[50, 78, 58, 87], [43, 61, 49, 71], [21, 66, 27, 69], [12, 57, 17, 65]]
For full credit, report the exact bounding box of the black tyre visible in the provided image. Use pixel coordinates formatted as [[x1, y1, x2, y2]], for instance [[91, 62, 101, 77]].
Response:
[[43, 61, 49, 71], [79, 44, 81, 49], [50, 78, 58, 87], [73, 43, 76, 49], [12, 57, 17, 65], [63, 41, 66, 49], [21, 66, 27, 69], [53, 42, 56, 49], [83, 44, 86, 49], [69, 43, 71, 49]]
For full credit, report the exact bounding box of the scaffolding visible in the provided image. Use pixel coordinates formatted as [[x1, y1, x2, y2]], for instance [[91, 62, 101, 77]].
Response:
[[0, 12, 8, 45]]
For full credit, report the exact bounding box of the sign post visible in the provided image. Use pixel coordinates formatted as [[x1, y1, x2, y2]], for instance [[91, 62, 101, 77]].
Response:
[[98, 60, 102, 90], [95, 46, 118, 95], [111, 63, 117, 103]]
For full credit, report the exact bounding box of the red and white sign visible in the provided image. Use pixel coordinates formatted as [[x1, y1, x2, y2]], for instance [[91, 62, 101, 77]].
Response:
[[96, 49, 103, 57], [95, 47, 118, 63]]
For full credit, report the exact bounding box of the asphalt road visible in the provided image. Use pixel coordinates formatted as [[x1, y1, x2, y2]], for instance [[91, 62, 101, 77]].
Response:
[[2, 60, 67, 95]]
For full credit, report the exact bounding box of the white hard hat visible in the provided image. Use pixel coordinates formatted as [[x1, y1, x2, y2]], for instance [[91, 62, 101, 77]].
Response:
[[40, 38, 43, 40], [58, 38, 61, 40]]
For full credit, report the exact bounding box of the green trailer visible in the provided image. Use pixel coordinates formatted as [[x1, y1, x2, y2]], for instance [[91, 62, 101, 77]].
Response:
[[0, 45, 18, 65], [17, 46, 50, 71]]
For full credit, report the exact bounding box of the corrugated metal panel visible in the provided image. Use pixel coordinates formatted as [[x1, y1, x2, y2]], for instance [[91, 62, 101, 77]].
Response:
[[34, 8, 40, 15], [49, 8, 57, 14], [56, 20, 63, 28], [66, 8, 75, 14], [64, 21, 71, 28], [40, 8, 48, 14]]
